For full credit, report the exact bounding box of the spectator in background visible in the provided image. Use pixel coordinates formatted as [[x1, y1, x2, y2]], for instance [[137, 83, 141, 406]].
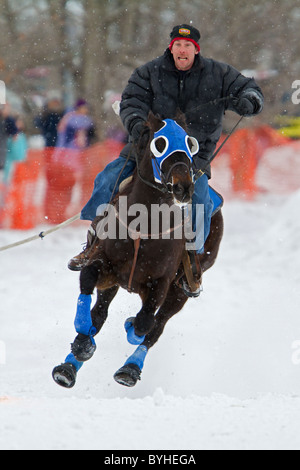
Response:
[[0, 104, 22, 171], [34, 93, 65, 221], [34, 92, 65, 148], [45, 99, 96, 224], [55, 99, 96, 153], [0, 105, 27, 213], [3, 112, 28, 185]]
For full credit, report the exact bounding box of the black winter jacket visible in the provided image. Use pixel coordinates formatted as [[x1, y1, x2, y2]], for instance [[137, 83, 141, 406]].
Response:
[[120, 49, 264, 178]]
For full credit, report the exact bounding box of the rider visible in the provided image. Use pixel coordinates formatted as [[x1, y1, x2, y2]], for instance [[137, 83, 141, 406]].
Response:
[[69, 24, 264, 295]]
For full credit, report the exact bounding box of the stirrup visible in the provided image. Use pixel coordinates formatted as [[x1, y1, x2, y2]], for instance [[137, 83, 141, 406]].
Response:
[[179, 277, 203, 298], [181, 250, 203, 297]]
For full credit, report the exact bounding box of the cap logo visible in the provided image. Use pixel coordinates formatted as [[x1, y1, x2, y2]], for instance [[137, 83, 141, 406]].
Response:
[[179, 28, 191, 36]]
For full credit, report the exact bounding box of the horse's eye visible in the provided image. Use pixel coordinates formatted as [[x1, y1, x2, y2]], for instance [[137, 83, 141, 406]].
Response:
[[187, 137, 199, 156], [150, 136, 168, 158]]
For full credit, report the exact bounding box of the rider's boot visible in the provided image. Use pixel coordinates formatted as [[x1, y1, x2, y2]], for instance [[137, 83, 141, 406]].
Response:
[[180, 250, 203, 298], [68, 224, 96, 272]]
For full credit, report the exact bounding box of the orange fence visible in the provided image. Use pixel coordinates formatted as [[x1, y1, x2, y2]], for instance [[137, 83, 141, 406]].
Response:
[[211, 125, 300, 200], [0, 139, 123, 230], [1, 127, 300, 230]]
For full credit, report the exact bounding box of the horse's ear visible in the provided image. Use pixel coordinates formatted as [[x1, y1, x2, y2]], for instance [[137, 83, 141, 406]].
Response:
[[174, 109, 187, 130], [147, 111, 164, 133]]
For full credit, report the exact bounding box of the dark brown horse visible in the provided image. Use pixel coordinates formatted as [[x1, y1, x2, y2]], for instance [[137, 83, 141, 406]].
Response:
[[52, 112, 224, 388]]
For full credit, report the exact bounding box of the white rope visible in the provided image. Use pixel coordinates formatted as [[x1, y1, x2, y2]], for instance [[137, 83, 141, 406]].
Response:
[[0, 213, 81, 253]]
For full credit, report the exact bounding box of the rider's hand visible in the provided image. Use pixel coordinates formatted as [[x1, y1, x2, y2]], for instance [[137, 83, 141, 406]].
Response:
[[132, 120, 145, 142], [232, 90, 263, 117], [232, 96, 255, 116]]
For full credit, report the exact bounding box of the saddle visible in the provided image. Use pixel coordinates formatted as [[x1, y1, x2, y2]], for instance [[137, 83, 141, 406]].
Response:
[[119, 175, 134, 193]]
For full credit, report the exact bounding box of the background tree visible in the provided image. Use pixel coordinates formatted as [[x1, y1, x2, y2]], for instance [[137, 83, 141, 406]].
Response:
[[0, 0, 299, 136]]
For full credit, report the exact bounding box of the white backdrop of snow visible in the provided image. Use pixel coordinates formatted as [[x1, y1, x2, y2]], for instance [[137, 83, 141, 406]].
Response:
[[1, 189, 300, 450]]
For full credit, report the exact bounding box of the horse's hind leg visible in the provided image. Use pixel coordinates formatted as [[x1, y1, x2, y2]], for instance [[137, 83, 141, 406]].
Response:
[[114, 282, 188, 387]]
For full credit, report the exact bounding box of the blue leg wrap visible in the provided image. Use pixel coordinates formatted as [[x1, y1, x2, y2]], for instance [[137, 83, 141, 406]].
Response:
[[74, 294, 97, 337], [125, 319, 146, 345], [125, 345, 148, 370], [65, 353, 83, 372]]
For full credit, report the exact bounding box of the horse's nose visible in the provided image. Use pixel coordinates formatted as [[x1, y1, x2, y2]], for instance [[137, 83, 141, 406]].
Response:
[[173, 182, 194, 204]]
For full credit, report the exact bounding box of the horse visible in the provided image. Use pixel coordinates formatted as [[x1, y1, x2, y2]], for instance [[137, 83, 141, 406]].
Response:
[[52, 112, 224, 389]]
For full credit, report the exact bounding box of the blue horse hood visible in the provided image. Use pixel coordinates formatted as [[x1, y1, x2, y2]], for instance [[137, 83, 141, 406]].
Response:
[[150, 119, 199, 184]]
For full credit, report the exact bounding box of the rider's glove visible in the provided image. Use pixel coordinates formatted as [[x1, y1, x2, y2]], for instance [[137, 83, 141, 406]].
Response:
[[131, 120, 146, 142], [232, 90, 264, 116]]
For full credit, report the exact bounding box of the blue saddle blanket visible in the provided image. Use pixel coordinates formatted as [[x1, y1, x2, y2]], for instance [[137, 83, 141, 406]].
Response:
[[209, 186, 224, 216]]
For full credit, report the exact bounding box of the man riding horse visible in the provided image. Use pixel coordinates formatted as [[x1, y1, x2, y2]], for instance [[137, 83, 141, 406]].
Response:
[[69, 23, 264, 296]]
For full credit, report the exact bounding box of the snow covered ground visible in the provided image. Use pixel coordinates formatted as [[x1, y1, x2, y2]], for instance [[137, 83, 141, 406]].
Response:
[[1, 191, 300, 450]]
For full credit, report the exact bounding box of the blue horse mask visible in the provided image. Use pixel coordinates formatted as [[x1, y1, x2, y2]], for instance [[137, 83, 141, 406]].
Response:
[[150, 119, 199, 184]]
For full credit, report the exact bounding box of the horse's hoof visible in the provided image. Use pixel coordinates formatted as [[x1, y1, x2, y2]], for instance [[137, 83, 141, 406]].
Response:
[[71, 334, 96, 362], [113, 364, 141, 387], [52, 363, 77, 389]]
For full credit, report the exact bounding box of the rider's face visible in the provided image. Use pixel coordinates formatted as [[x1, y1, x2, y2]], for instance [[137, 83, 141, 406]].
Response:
[[171, 40, 199, 71]]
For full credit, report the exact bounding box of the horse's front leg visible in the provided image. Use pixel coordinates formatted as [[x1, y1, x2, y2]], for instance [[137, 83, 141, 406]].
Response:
[[71, 285, 119, 364], [114, 277, 175, 388], [52, 264, 101, 389], [114, 281, 188, 387], [91, 286, 119, 334], [70, 264, 101, 362]]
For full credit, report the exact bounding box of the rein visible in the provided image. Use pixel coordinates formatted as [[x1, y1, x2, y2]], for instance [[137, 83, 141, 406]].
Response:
[[162, 160, 193, 187], [134, 151, 172, 195], [193, 115, 244, 181]]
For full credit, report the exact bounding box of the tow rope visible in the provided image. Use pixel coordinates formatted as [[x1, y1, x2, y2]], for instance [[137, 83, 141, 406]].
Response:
[[0, 213, 81, 253]]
